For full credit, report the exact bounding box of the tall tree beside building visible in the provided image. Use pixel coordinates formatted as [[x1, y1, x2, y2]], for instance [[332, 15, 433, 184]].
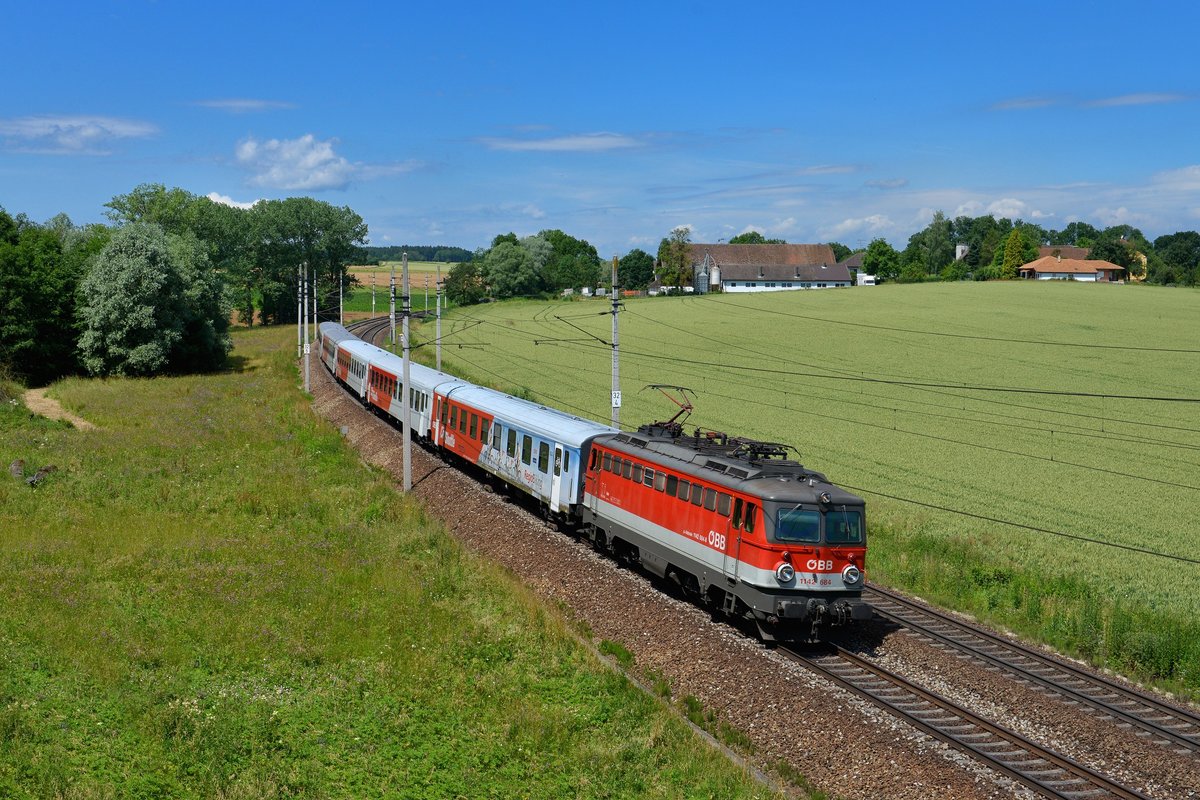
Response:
[[861, 238, 900, 281], [618, 248, 655, 289], [999, 229, 1025, 280], [656, 226, 693, 287]]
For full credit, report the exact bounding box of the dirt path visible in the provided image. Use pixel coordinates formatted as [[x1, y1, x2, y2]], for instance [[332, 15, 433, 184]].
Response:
[[23, 388, 96, 430]]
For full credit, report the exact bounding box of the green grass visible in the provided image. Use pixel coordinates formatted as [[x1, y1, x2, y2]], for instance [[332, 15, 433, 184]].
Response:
[[0, 327, 781, 799], [425, 282, 1200, 697]]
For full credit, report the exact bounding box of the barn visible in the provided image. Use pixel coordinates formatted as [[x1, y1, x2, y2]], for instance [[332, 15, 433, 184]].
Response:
[[689, 244, 852, 293]]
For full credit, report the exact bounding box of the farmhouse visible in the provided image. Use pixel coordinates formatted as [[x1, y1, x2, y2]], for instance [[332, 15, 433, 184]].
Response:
[[1019, 255, 1125, 282], [688, 243, 851, 293]]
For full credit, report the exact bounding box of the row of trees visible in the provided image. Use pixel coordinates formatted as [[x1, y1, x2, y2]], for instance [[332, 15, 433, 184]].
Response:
[[860, 213, 1200, 285], [0, 185, 368, 384], [362, 244, 472, 262]]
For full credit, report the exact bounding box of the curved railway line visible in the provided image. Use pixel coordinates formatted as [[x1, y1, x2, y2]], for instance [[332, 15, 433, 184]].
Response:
[[329, 314, 1198, 798]]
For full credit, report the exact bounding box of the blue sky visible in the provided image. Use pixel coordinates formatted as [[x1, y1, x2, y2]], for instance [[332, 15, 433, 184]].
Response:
[[3, 1, 1199, 255]]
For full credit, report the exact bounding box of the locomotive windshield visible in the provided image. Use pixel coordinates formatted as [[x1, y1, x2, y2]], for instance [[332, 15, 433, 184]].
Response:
[[767, 504, 865, 545], [826, 509, 864, 544], [775, 508, 821, 543]]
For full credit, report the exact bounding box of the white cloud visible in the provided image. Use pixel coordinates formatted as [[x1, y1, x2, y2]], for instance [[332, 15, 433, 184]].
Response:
[[823, 214, 893, 238], [1087, 93, 1186, 108], [0, 114, 157, 154], [954, 200, 984, 216], [206, 192, 260, 209], [1152, 165, 1200, 191], [236, 134, 355, 190], [986, 198, 1029, 218], [737, 224, 765, 236], [234, 134, 419, 191], [1092, 206, 1151, 227], [866, 178, 908, 189], [479, 132, 641, 152], [194, 98, 296, 113]]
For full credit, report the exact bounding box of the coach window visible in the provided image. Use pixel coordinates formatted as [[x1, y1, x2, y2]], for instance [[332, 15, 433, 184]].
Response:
[[643, 468, 655, 488], [631, 464, 643, 483], [440, 401, 448, 426], [621, 460, 633, 480], [458, 410, 467, 433], [717, 493, 732, 516], [745, 504, 758, 533], [450, 406, 458, 430], [690, 485, 704, 507], [654, 472, 667, 492], [602, 453, 611, 472], [666, 475, 678, 497], [480, 419, 490, 444], [538, 442, 549, 474], [507, 429, 517, 457], [491, 423, 502, 451], [732, 498, 744, 528], [521, 435, 532, 465], [677, 479, 690, 502], [562, 451, 570, 474], [470, 413, 478, 439], [703, 487, 717, 511], [609, 456, 622, 474]]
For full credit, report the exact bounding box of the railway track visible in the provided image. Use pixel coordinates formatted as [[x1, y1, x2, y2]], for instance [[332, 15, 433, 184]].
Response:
[[865, 584, 1200, 757], [783, 643, 1151, 799]]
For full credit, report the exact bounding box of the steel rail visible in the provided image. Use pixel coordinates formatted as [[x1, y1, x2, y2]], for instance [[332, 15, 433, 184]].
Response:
[[782, 644, 1150, 800], [865, 584, 1200, 755]]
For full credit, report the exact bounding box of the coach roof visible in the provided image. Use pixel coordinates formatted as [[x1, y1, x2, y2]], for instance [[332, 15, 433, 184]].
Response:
[[445, 384, 618, 447]]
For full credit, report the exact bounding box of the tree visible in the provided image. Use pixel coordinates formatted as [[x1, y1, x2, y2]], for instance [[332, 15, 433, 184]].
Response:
[[77, 222, 231, 376], [728, 231, 785, 245], [0, 209, 86, 384], [827, 242, 853, 262], [482, 241, 541, 298], [444, 261, 487, 305], [656, 226, 693, 288], [999, 229, 1025, 280], [618, 248, 655, 289], [902, 210, 954, 276], [250, 198, 367, 324], [861, 238, 900, 281], [538, 229, 602, 291], [1151, 231, 1200, 286]]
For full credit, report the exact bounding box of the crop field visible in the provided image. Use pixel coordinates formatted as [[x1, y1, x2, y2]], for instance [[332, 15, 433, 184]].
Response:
[[342, 263, 445, 315], [423, 282, 1200, 694], [0, 329, 773, 798]]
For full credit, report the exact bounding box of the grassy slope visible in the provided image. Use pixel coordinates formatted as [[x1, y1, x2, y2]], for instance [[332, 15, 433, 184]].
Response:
[[0, 329, 775, 799], [426, 282, 1200, 696]]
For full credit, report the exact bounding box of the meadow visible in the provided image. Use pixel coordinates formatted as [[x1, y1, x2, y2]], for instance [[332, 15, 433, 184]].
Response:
[[0, 329, 775, 798], [423, 282, 1200, 696]]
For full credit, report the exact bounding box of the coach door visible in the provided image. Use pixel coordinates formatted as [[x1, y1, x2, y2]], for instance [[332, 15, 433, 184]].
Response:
[[549, 445, 564, 513], [723, 498, 745, 581]]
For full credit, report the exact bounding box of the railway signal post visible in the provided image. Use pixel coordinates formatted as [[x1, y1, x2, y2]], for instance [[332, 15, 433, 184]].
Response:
[[611, 255, 621, 429], [401, 253, 412, 492]]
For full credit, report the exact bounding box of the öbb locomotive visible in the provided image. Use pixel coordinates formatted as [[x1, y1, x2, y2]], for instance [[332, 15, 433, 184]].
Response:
[[318, 321, 870, 641]]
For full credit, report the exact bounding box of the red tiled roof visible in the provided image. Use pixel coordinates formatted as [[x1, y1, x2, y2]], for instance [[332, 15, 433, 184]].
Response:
[[688, 243, 837, 267], [1020, 256, 1123, 275]]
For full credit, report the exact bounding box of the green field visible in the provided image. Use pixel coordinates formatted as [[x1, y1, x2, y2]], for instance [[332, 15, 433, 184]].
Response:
[[423, 282, 1200, 695], [342, 263, 446, 314], [0, 329, 775, 798]]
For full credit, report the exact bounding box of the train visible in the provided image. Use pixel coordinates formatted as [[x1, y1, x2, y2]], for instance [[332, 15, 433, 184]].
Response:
[[318, 321, 871, 641]]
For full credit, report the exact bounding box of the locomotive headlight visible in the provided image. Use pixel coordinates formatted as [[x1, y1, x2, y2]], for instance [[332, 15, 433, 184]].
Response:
[[841, 564, 863, 587], [775, 562, 795, 583]]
